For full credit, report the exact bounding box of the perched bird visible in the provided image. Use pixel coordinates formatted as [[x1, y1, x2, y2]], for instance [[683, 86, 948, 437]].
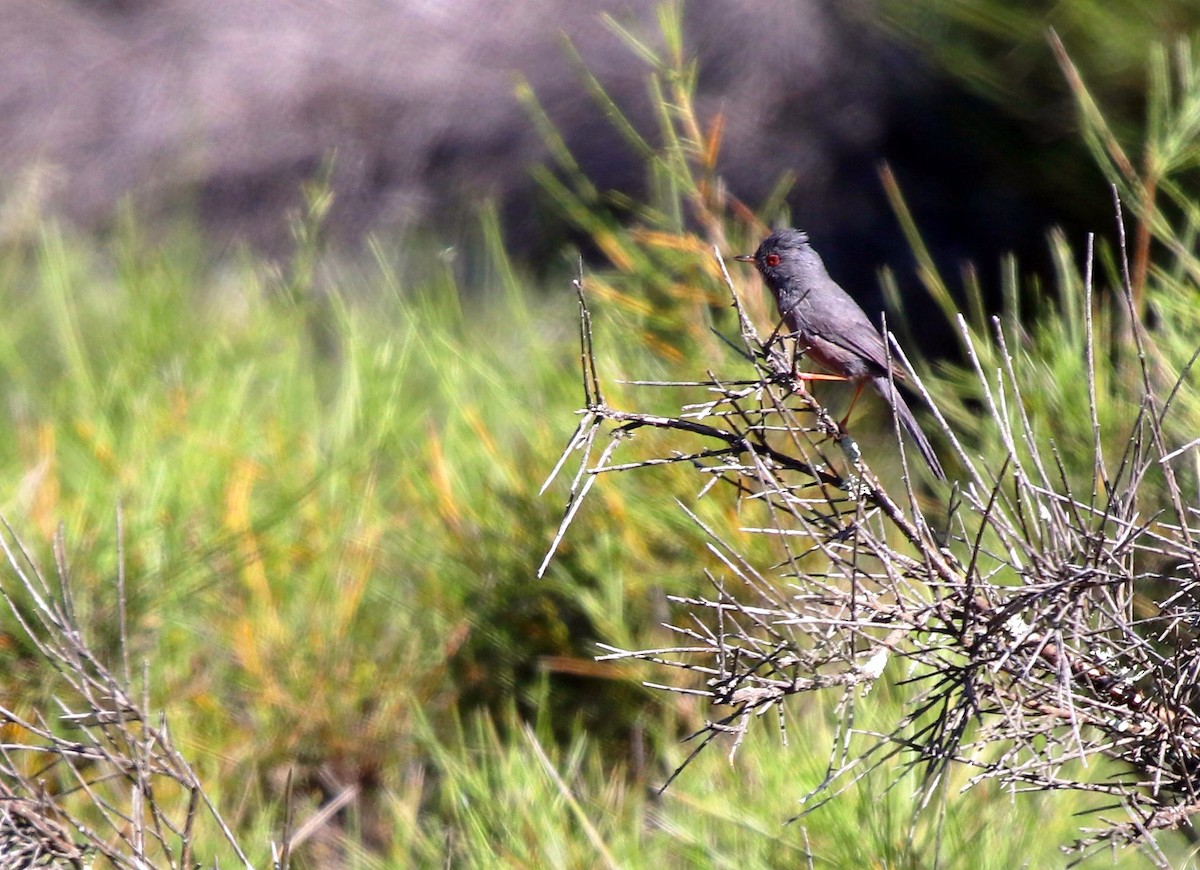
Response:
[[735, 228, 945, 480]]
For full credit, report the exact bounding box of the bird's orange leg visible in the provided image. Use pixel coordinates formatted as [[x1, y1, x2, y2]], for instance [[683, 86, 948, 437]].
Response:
[[794, 372, 851, 382], [788, 370, 848, 400], [839, 381, 866, 429]]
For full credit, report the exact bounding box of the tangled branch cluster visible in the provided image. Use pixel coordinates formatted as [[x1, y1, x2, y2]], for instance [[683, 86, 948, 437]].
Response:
[[0, 515, 256, 869], [544, 240, 1200, 863]]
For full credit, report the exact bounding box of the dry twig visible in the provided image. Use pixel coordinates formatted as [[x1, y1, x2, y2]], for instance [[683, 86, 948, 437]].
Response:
[[0, 509, 256, 869]]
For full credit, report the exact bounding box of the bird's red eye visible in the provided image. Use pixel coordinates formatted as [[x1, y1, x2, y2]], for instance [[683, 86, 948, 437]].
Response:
[[765, 253, 781, 267]]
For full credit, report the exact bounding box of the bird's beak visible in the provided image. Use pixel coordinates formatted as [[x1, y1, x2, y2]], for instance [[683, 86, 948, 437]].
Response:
[[732, 254, 755, 262]]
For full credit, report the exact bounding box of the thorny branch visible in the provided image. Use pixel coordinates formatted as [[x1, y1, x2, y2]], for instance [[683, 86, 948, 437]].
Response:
[[542, 225, 1200, 863], [0, 511, 258, 869]]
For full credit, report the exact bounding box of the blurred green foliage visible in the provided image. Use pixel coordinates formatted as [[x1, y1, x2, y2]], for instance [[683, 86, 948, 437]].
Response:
[[0, 1, 1199, 866], [877, 0, 1200, 121]]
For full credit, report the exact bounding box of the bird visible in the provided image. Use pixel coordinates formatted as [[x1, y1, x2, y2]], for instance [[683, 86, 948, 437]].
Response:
[[735, 228, 946, 480]]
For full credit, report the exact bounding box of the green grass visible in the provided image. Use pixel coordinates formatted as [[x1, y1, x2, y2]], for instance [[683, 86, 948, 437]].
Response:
[[0, 214, 1178, 867]]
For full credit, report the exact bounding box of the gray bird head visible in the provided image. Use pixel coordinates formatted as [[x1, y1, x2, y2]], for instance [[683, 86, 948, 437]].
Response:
[[734, 228, 825, 296]]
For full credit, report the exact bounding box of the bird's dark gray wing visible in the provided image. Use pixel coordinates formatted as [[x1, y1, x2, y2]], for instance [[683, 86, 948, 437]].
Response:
[[805, 296, 903, 379]]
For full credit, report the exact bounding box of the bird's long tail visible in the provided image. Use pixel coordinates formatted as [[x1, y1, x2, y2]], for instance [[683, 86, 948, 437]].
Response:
[[871, 375, 946, 481]]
